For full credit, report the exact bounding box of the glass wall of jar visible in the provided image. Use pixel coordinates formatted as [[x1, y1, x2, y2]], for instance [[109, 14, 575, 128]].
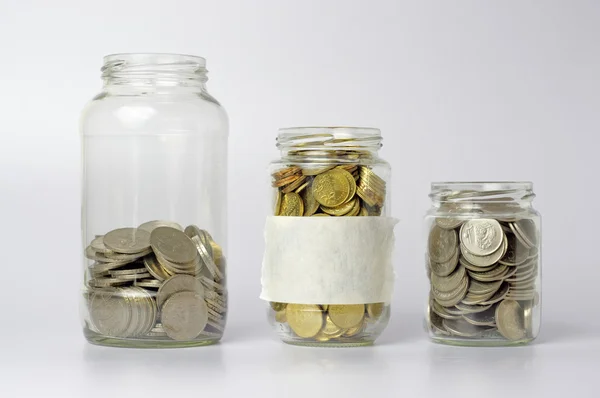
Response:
[[80, 54, 228, 348], [261, 127, 396, 347], [425, 182, 541, 346]]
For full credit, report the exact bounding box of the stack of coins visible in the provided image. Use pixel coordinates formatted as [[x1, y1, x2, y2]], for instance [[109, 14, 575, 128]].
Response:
[[427, 217, 539, 341], [270, 302, 387, 343], [272, 163, 386, 217], [85, 221, 227, 341]]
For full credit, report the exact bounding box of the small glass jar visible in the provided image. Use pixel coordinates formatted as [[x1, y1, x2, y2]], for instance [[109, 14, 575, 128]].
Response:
[[80, 53, 228, 348], [261, 127, 396, 347], [425, 182, 541, 346]]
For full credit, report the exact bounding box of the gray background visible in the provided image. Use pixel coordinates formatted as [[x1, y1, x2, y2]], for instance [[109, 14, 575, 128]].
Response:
[[0, 1, 598, 397]]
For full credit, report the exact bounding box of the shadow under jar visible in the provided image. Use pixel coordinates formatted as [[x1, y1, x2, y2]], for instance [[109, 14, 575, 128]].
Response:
[[80, 54, 228, 348], [261, 127, 396, 347], [425, 182, 541, 346]]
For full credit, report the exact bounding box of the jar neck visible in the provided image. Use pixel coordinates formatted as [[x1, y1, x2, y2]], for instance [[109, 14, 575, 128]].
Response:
[[430, 182, 535, 208], [101, 53, 208, 92], [277, 127, 382, 163]]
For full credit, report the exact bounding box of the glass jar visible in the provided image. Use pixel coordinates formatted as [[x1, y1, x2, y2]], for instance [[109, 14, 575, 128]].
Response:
[[261, 127, 397, 347], [80, 53, 228, 348], [425, 182, 541, 346]]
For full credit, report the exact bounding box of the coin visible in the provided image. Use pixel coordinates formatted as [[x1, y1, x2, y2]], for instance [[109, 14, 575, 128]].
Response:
[[429, 247, 459, 277], [512, 219, 538, 248], [460, 232, 507, 267], [285, 304, 324, 338], [431, 264, 466, 292], [428, 226, 458, 263], [367, 303, 385, 319], [150, 227, 198, 265], [89, 288, 131, 337], [274, 190, 282, 215], [321, 196, 358, 216], [134, 279, 163, 289], [429, 310, 449, 335], [270, 302, 287, 312], [279, 192, 304, 216], [432, 275, 468, 307], [455, 302, 493, 314], [312, 169, 352, 207], [143, 255, 171, 281], [478, 282, 509, 305], [90, 236, 112, 254], [299, 183, 320, 216], [157, 274, 204, 308], [462, 303, 498, 326], [499, 233, 529, 266], [495, 300, 526, 340], [138, 220, 183, 233], [103, 228, 151, 254], [443, 318, 493, 337], [460, 219, 503, 256], [161, 291, 208, 341], [282, 175, 308, 194], [431, 299, 462, 320], [302, 165, 335, 176], [327, 304, 365, 329]]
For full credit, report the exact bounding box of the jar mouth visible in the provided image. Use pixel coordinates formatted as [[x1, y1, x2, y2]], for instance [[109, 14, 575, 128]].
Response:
[[277, 127, 382, 151], [430, 181, 535, 203], [102, 53, 208, 85]]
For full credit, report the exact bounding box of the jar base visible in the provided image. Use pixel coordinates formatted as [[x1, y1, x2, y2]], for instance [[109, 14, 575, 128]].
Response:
[[430, 336, 535, 347], [84, 328, 221, 349], [281, 339, 374, 348]]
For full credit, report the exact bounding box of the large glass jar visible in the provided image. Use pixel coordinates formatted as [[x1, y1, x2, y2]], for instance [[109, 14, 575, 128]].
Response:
[[261, 127, 397, 347], [425, 182, 541, 346], [80, 53, 228, 348]]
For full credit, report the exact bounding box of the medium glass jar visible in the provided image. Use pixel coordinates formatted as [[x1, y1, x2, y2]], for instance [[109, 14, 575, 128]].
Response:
[[425, 182, 541, 346], [80, 53, 228, 348], [261, 127, 397, 347]]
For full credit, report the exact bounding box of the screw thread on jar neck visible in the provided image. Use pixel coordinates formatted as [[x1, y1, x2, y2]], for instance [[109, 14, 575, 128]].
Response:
[[277, 127, 383, 162], [101, 53, 208, 89], [430, 182, 535, 206]]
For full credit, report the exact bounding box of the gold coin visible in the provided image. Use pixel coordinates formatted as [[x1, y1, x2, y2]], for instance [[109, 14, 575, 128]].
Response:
[[312, 213, 330, 216], [312, 169, 352, 207], [279, 192, 304, 216], [320, 196, 357, 216], [320, 316, 344, 338], [328, 304, 365, 328], [282, 175, 307, 194], [300, 183, 320, 216], [274, 190, 282, 215], [272, 173, 301, 188], [367, 303, 385, 319], [343, 322, 364, 337], [359, 206, 369, 216], [285, 304, 323, 338], [275, 310, 287, 323], [340, 168, 357, 203], [346, 197, 361, 216], [272, 166, 301, 180], [302, 165, 335, 176]]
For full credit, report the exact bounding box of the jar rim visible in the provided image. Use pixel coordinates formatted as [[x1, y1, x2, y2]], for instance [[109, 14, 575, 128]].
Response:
[[103, 53, 206, 67], [278, 126, 381, 137], [431, 181, 533, 191]]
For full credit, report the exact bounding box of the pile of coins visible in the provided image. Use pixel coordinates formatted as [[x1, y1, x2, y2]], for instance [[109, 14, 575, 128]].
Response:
[[85, 221, 226, 341], [270, 302, 387, 343], [427, 217, 539, 341], [272, 164, 386, 217]]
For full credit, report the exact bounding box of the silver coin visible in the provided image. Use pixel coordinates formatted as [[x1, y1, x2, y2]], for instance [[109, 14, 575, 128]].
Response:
[[134, 279, 163, 289], [157, 274, 204, 308], [461, 288, 497, 306], [443, 318, 493, 337], [468, 264, 509, 282], [89, 260, 134, 274], [459, 256, 493, 272], [90, 236, 112, 254], [113, 272, 151, 281], [455, 302, 493, 314], [495, 300, 526, 340], [109, 267, 149, 276], [462, 303, 498, 326], [162, 291, 208, 341], [478, 282, 509, 305], [428, 308, 450, 335], [143, 255, 171, 281], [430, 246, 459, 277], [103, 228, 151, 254], [428, 226, 458, 263], [150, 227, 198, 265], [460, 219, 503, 256], [200, 276, 226, 293], [89, 288, 131, 337], [431, 264, 466, 292], [430, 299, 462, 320], [512, 219, 538, 248], [102, 248, 152, 262], [154, 250, 198, 275], [138, 220, 184, 233], [88, 278, 130, 288], [499, 233, 529, 266], [460, 232, 507, 268], [468, 279, 503, 296], [432, 275, 469, 307]]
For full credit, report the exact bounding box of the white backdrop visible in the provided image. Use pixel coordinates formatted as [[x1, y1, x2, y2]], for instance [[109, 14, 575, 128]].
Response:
[[0, 1, 598, 397]]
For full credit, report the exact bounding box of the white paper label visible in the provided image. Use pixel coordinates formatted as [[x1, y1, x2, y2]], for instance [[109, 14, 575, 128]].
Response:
[[260, 216, 398, 304]]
